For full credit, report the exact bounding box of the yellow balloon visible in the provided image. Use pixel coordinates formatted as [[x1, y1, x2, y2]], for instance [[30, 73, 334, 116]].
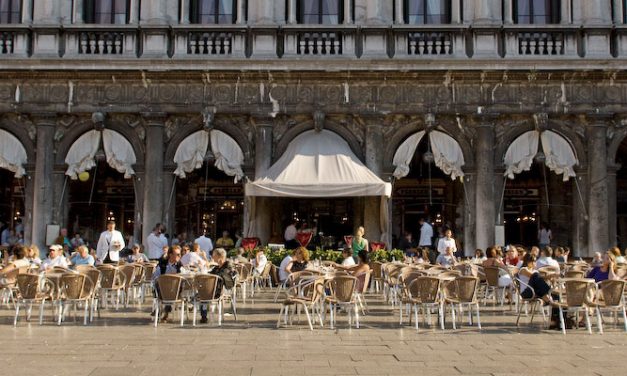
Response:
[[78, 171, 90, 182]]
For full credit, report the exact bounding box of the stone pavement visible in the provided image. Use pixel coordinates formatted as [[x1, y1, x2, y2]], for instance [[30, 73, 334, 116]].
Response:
[[0, 289, 625, 376]]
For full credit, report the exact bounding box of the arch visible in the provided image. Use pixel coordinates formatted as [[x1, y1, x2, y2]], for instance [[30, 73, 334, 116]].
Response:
[[497, 119, 587, 169], [55, 117, 145, 168], [384, 119, 474, 173], [275, 119, 364, 162], [0, 117, 36, 166], [164, 117, 253, 169], [608, 127, 627, 165], [0, 128, 28, 178]]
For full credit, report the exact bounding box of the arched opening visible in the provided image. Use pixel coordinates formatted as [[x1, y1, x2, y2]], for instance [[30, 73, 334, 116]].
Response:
[[173, 162, 244, 246], [392, 133, 465, 251], [501, 130, 578, 248], [64, 129, 137, 246]]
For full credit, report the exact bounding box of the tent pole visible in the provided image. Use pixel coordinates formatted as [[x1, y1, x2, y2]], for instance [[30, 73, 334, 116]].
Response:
[[496, 176, 507, 224], [88, 163, 98, 206], [56, 176, 68, 223], [574, 177, 589, 220]]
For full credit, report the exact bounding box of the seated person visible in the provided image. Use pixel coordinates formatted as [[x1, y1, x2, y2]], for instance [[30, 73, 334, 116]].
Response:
[[234, 247, 249, 264], [69, 245, 95, 267], [436, 247, 458, 268], [199, 248, 235, 324], [587, 251, 619, 283], [152, 247, 182, 322], [341, 248, 355, 267], [215, 231, 234, 249], [251, 249, 268, 276], [482, 246, 513, 288], [285, 247, 310, 274], [127, 244, 149, 263], [0, 246, 30, 283], [278, 252, 293, 284], [471, 249, 487, 264], [535, 246, 560, 272], [181, 242, 206, 268], [41, 245, 69, 271]]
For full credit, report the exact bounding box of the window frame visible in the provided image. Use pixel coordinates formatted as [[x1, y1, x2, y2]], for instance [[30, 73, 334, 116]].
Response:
[[0, 0, 21, 24], [513, 0, 560, 25], [403, 0, 452, 25], [83, 0, 131, 25], [190, 0, 238, 25], [296, 0, 344, 25]]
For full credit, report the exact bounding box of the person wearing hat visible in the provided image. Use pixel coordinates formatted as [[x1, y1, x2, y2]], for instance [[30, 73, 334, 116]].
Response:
[[42, 244, 69, 271], [96, 220, 125, 264]]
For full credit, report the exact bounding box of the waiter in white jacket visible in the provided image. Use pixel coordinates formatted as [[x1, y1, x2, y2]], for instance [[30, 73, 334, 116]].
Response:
[[96, 220, 125, 264]]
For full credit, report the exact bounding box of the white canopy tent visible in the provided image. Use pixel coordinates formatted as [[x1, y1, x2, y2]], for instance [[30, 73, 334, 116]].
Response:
[[392, 130, 465, 180], [245, 130, 391, 243], [173, 129, 245, 182], [503, 130, 578, 181], [65, 129, 137, 179], [0, 129, 28, 178]]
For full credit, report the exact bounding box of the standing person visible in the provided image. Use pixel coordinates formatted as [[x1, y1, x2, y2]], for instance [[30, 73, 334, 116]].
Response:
[[195, 230, 214, 259], [351, 226, 369, 259], [284, 219, 298, 250], [437, 229, 457, 256], [538, 223, 552, 249], [418, 218, 434, 262], [147, 223, 168, 260], [95, 220, 125, 264], [70, 233, 85, 249]]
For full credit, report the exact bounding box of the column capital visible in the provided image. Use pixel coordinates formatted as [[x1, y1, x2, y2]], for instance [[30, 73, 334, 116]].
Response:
[[473, 112, 500, 127], [250, 115, 274, 129], [141, 112, 168, 126], [30, 112, 57, 126], [586, 112, 614, 126]]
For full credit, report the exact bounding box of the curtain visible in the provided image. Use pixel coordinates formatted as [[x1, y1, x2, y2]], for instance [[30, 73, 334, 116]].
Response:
[[102, 129, 136, 179], [65, 130, 101, 180], [503, 130, 539, 179], [173, 130, 210, 178], [392, 131, 425, 179], [0, 129, 28, 178], [210, 129, 245, 182], [429, 130, 465, 181], [541, 130, 578, 182]]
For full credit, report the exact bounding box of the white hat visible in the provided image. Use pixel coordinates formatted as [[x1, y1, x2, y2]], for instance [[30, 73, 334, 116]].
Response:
[[49, 244, 63, 252]]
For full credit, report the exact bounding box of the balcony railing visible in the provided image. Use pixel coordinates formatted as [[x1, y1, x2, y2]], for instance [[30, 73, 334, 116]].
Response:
[[1, 24, 624, 61]]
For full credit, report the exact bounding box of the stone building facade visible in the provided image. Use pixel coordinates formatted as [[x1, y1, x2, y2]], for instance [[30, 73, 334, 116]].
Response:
[[1, 0, 627, 256]]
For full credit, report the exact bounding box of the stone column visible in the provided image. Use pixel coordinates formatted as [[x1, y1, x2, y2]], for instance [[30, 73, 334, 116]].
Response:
[[141, 113, 166, 246], [180, 0, 190, 24], [473, 0, 502, 24], [364, 121, 385, 242], [22, 168, 34, 246], [133, 173, 144, 247], [613, 0, 624, 24], [22, 0, 33, 23], [560, 0, 572, 24], [577, 0, 612, 57], [472, 0, 502, 57], [344, 0, 353, 24], [451, 0, 462, 24], [31, 114, 56, 249], [572, 169, 588, 257], [394, 0, 404, 24], [503, 0, 513, 24], [249, 0, 275, 24], [287, 0, 297, 24], [474, 119, 496, 251], [163, 166, 176, 242], [129, 0, 141, 24], [140, 0, 177, 57], [51, 169, 69, 228], [236, 0, 246, 24], [252, 117, 274, 244], [587, 117, 610, 255], [462, 171, 476, 256], [608, 164, 619, 246]]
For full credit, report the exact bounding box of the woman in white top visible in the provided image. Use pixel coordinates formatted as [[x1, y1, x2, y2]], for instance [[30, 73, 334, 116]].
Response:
[[27, 244, 42, 266], [341, 248, 356, 267], [180, 243, 206, 268], [471, 249, 487, 264], [251, 250, 268, 275]]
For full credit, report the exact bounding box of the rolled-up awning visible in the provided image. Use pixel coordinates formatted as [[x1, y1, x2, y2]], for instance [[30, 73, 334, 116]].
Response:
[[503, 130, 578, 182], [173, 129, 244, 182], [0, 129, 28, 178], [245, 130, 391, 197], [65, 129, 136, 179]]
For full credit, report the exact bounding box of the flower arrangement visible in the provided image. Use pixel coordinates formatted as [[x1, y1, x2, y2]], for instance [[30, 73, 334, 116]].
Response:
[[233, 246, 405, 265]]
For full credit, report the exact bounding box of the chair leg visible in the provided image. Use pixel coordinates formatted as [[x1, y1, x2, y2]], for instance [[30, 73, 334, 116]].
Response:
[[39, 301, 45, 325], [399, 302, 403, 325], [276, 306, 284, 328], [439, 303, 445, 330], [83, 302, 89, 326], [154, 304, 159, 327], [180, 302, 185, 327], [13, 301, 20, 326], [558, 307, 565, 335], [57, 302, 63, 326], [218, 301, 223, 327], [302, 305, 313, 331], [414, 304, 419, 330], [475, 303, 482, 330], [451, 303, 457, 330], [622, 307, 627, 332], [596, 307, 604, 334], [193, 301, 197, 327]]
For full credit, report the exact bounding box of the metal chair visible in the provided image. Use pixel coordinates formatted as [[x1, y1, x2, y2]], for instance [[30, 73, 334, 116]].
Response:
[[588, 279, 627, 333], [56, 273, 96, 326], [325, 275, 359, 329], [444, 277, 482, 330], [13, 274, 55, 326], [277, 276, 325, 331], [153, 274, 191, 327]]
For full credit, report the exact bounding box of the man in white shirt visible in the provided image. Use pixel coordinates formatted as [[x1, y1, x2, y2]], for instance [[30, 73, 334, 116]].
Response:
[[278, 254, 292, 283], [180, 245, 205, 268], [96, 220, 125, 263], [437, 229, 457, 255], [194, 231, 214, 259], [535, 247, 560, 272], [284, 220, 298, 249], [41, 245, 69, 270], [418, 218, 434, 248], [341, 248, 356, 267], [147, 223, 168, 260]]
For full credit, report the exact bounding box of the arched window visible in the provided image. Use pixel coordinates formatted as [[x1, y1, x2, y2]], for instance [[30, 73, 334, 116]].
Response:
[[0, 0, 21, 24], [514, 0, 560, 24], [404, 0, 451, 24], [297, 0, 343, 24], [83, 0, 130, 24], [190, 0, 237, 24]]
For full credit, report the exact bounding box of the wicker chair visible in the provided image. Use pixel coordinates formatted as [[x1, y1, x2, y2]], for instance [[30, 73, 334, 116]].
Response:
[[75, 265, 97, 274], [551, 279, 595, 334], [153, 274, 191, 327], [354, 270, 371, 315], [118, 264, 137, 306], [564, 270, 586, 279], [588, 280, 627, 333], [513, 277, 547, 327], [56, 273, 96, 325], [398, 271, 425, 325], [277, 276, 325, 331], [79, 268, 101, 321], [234, 262, 254, 301], [370, 261, 384, 293], [139, 262, 157, 303], [404, 276, 444, 330], [253, 261, 273, 291], [0, 267, 19, 308], [444, 277, 481, 330], [383, 263, 405, 306], [483, 266, 509, 306], [325, 275, 359, 329], [273, 270, 313, 303], [13, 274, 55, 326], [192, 274, 225, 326], [97, 265, 127, 309]]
